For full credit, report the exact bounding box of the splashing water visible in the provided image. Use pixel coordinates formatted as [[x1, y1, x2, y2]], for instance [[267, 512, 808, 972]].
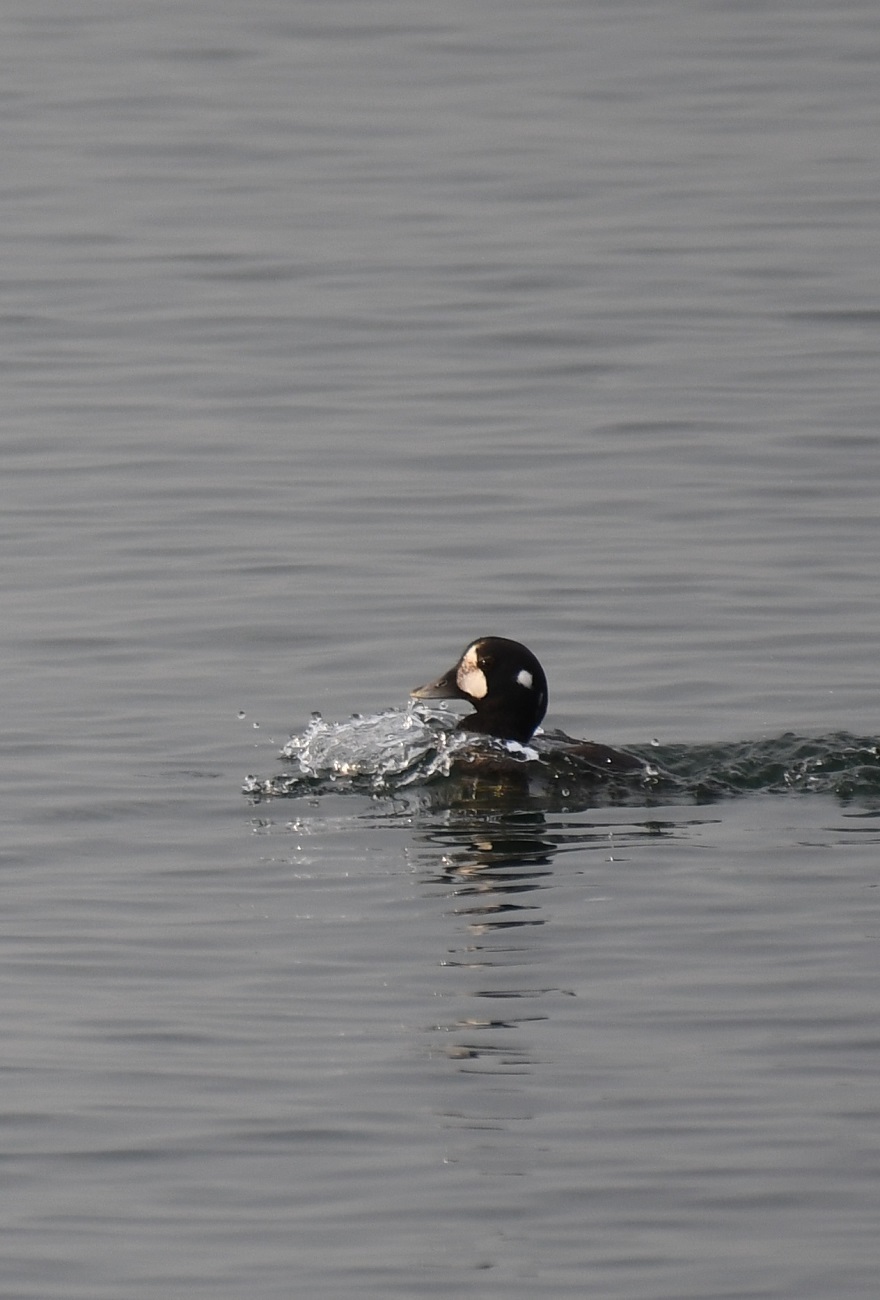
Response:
[[244, 703, 540, 798], [244, 705, 880, 808]]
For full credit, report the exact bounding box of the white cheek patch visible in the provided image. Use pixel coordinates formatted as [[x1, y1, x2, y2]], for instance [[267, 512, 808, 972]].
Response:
[[456, 646, 488, 699], [516, 669, 533, 690], [457, 665, 488, 699]]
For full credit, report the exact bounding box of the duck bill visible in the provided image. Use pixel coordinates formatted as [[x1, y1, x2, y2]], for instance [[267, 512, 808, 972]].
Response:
[[410, 666, 464, 701]]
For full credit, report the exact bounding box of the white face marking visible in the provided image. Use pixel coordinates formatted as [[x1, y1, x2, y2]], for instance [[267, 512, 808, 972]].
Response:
[[516, 668, 533, 690], [456, 645, 488, 700]]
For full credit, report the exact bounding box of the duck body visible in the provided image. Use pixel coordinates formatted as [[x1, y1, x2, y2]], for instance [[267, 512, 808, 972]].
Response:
[[411, 636, 642, 776]]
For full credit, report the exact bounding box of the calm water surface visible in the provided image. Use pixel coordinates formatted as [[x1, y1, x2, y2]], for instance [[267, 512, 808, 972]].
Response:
[[2, 0, 879, 1296]]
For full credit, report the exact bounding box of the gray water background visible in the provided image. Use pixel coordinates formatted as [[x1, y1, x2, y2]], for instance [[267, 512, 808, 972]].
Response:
[[3, 1, 880, 1295]]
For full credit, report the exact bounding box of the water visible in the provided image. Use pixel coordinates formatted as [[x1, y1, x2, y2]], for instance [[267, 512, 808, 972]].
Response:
[[3, 0, 880, 1295]]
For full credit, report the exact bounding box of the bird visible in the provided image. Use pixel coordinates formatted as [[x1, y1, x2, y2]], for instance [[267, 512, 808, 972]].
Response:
[[411, 636, 641, 774]]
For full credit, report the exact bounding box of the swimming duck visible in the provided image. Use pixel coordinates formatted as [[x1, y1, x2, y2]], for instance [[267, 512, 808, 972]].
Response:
[[411, 636, 641, 773]]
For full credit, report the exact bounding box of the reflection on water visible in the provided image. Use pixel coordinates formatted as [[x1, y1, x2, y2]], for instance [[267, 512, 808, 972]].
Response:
[[411, 811, 687, 1089], [246, 794, 880, 1285], [399, 807, 709, 1178]]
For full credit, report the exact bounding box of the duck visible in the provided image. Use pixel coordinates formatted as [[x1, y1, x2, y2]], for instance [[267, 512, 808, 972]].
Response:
[[411, 636, 642, 774]]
